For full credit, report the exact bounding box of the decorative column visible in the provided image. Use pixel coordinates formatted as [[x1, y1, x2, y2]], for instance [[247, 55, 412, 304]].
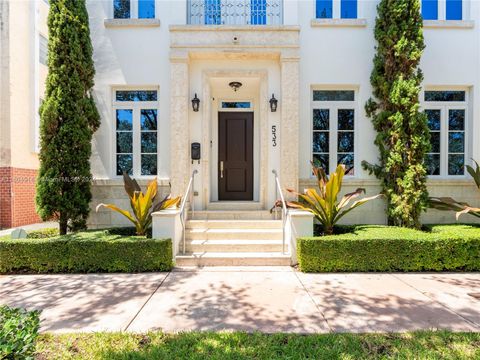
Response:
[[169, 51, 190, 197], [280, 53, 300, 199]]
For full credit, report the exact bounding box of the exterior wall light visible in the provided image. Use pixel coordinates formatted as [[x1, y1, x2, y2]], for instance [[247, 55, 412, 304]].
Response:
[[192, 93, 200, 112], [269, 94, 278, 112]]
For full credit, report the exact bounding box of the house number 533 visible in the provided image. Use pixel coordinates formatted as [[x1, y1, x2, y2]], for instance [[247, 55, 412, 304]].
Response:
[[271, 125, 277, 147]]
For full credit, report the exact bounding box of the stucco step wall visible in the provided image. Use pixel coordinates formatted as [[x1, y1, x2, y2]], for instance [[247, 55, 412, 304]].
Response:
[[175, 252, 291, 266]]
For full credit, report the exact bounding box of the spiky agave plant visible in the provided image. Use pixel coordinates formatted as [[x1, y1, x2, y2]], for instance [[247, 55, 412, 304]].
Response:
[[96, 173, 181, 236], [430, 160, 480, 220], [276, 163, 383, 235]]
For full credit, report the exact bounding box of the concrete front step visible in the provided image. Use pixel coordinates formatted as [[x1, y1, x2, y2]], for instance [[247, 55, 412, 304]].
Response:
[[186, 220, 282, 229], [190, 210, 276, 220], [185, 239, 285, 253], [175, 252, 291, 266], [206, 202, 264, 211], [185, 228, 283, 241]]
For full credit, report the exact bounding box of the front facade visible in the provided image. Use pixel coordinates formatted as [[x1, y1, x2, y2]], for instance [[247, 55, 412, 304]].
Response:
[[1, 0, 480, 229], [88, 0, 480, 228]]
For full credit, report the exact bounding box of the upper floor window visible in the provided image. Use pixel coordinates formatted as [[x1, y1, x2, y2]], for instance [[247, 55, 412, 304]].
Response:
[[422, 0, 462, 20], [139, 0, 155, 18], [312, 90, 356, 175], [114, 0, 130, 18], [316, 0, 357, 19], [446, 0, 462, 20], [114, 0, 155, 19], [423, 90, 467, 177], [188, 0, 282, 25], [114, 90, 158, 176], [39, 34, 48, 66]]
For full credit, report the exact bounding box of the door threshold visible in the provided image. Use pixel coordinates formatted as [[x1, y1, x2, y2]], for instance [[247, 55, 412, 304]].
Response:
[[207, 201, 264, 211]]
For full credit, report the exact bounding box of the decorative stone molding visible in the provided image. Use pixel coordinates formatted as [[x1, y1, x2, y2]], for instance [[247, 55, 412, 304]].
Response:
[[168, 26, 300, 209], [104, 18, 161, 28], [200, 69, 269, 209], [169, 53, 190, 198], [423, 20, 475, 29], [169, 25, 300, 50], [280, 57, 300, 199], [310, 18, 367, 28]]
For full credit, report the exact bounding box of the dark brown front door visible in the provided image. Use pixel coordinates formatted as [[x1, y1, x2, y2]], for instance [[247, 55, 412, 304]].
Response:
[[218, 112, 254, 201]]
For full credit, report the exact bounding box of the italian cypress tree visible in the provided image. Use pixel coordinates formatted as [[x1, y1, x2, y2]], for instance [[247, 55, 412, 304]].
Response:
[[363, 0, 430, 228], [36, 0, 100, 235]]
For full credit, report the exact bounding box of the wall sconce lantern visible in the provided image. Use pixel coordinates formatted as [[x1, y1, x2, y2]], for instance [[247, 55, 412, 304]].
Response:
[[191, 93, 200, 112], [269, 94, 278, 112]]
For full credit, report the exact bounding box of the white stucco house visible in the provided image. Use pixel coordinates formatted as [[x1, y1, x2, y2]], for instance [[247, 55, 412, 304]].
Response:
[[2, 0, 480, 264]]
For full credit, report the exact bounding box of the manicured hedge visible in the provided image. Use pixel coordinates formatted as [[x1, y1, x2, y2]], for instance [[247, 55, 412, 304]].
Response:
[[0, 230, 173, 274], [298, 225, 480, 272]]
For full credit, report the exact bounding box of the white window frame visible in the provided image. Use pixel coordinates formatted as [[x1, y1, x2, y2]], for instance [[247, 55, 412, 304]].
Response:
[[112, 88, 159, 178], [311, 88, 357, 177], [422, 90, 468, 178]]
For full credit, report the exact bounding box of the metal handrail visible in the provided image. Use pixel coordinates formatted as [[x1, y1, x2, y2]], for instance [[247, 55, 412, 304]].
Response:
[[180, 170, 198, 254], [272, 169, 288, 254]]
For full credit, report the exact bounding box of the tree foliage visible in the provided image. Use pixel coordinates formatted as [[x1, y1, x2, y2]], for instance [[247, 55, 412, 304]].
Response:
[[36, 0, 100, 235], [363, 0, 430, 228]]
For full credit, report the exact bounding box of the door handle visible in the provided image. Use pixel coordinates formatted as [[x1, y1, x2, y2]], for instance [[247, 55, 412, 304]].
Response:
[[220, 161, 224, 179]]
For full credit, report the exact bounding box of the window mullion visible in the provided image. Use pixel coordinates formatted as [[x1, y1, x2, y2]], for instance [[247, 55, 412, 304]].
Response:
[[133, 106, 141, 177], [131, 0, 139, 19], [331, 106, 338, 172], [333, 0, 340, 19], [441, 106, 448, 177]]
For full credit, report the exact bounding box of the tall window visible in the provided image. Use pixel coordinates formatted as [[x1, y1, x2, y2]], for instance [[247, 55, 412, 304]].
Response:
[[316, 0, 357, 19], [341, 0, 357, 19], [316, 0, 333, 18], [114, 90, 158, 176], [39, 34, 48, 66], [422, 0, 463, 20], [446, 0, 462, 20], [312, 90, 355, 175], [422, 0, 438, 20], [251, 0, 267, 25], [423, 90, 467, 176], [205, 0, 221, 24], [139, 0, 155, 18], [114, 0, 130, 18]]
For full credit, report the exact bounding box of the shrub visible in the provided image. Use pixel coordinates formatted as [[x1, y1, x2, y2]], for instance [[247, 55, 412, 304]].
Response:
[[97, 173, 180, 236], [0, 306, 41, 360], [0, 231, 173, 274], [363, 0, 430, 228], [297, 225, 480, 272], [36, 0, 100, 235], [275, 163, 381, 235], [102, 227, 152, 238], [430, 159, 480, 219], [26, 228, 59, 239]]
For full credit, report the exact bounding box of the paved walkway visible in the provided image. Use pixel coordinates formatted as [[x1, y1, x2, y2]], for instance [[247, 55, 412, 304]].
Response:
[[1, 267, 479, 333], [0, 222, 57, 237]]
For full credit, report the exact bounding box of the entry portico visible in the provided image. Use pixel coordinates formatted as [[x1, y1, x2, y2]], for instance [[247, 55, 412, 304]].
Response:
[[169, 25, 300, 210]]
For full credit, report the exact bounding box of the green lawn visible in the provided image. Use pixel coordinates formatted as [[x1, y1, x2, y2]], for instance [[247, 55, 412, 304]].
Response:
[[36, 331, 480, 360]]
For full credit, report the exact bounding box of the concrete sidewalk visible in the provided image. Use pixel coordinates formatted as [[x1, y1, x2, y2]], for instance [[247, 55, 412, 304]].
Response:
[[1, 268, 479, 333], [0, 222, 57, 237]]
